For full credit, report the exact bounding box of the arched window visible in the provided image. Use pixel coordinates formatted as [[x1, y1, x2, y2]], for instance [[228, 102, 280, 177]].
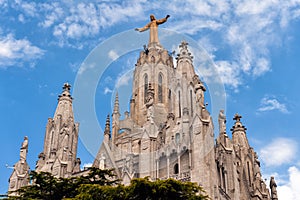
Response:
[[174, 163, 179, 174], [158, 73, 163, 103], [144, 74, 148, 103]]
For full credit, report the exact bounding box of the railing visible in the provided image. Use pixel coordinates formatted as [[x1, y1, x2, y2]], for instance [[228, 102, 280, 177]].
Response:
[[168, 171, 191, 182]]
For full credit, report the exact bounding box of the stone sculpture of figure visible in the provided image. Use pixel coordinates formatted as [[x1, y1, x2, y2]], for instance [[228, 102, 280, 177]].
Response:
[[20, 136, 28, 162], [99, 153, 106, 170], [60, 123, 69, 135], [270, 176, 278, 199], [21, 136, 28, 150], [135, 14, 170, 44], [218, 110, 226, 134], [145, 85, 154, 123], [254, 153, 261, 179]]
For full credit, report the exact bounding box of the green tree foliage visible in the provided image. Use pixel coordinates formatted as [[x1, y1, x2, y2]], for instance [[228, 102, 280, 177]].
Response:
[[9, 169, 209, 200], [75, 177, 209, 200], [10, 168, 119, 200]]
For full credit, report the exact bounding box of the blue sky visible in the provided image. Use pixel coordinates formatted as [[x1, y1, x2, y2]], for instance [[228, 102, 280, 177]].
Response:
[[1, 0, 300, 199]]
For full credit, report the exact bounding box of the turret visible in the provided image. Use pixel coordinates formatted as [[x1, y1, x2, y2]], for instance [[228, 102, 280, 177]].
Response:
[[231, 113, 249, 148], [176, 41, 196, 81], [36, 83, 80, 178], [112, 93, 120, 146]]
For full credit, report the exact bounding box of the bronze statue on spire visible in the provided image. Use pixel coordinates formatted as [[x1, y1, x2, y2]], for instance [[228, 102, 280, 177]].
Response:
[[135, 14, 170, 45]]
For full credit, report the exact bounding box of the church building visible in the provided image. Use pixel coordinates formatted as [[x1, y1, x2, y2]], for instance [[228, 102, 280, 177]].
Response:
[[9, 15, 278, 200]]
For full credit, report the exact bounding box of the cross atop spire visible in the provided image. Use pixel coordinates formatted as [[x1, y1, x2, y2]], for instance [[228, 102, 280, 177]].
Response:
[[233, 113, 242, 122], [179, 40, 189, 50], [58, 83, 73, 101], [176, 40, 193, 61], [63, 82, 71, 91]]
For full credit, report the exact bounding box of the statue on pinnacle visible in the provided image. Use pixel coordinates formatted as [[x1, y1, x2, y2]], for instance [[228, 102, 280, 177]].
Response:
[[135, 14, 170, 45]]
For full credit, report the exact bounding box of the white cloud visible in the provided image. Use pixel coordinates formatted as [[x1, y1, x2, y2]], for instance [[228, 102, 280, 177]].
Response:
[[260, 138, 298, 167], [277, 166, 300, 200], [81, 162, 93, 170], [214, 61, 241, 88], [108, 50, 119, 61], [78, 62, 95, 75], [104, 87, 113, 94], [13, 0, 37, 17], [257, 96, 289, 113], [39, 3, 64, 28], [4, 0, 300, 88], [115, 71, 132, 88], [0, 34, 44, 68]]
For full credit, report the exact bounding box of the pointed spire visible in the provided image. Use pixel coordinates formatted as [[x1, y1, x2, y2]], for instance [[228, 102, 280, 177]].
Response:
[[231, 113, 249, 148], [113, 92, 119, 114], [104, 114, 110, 135]]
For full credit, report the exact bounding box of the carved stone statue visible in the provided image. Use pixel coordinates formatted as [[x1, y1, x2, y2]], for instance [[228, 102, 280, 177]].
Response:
[[99, 153, 106, 170], [135, 14, 170, 44], [270, 176, 278, 199], [20, 136, 28, 162], [145, 84, 155, 123], [218, 110, 226, 134], [21, 136, 28, 150], [254, 153, 261, 179]]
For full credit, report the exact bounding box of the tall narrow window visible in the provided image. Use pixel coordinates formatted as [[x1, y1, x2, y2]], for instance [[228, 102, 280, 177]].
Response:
[[178, 91, 181, 118], [71, 135, 74, 152], [247, 161, 251, 186], [190, 90, 193, 116], [50, 131, 54, 147], [144, 74, 148, 104], [174, 163, 179, 174], [158, 73, 163, 103]]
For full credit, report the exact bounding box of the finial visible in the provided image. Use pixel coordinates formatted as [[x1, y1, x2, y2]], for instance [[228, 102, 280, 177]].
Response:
[[176, 40, 193, 60], [105, 114, 110, 134], [63, 82, 71, 91], [113, 92, 119, 114], [233, 113, 242, 122], [179, 40, 189, 50]]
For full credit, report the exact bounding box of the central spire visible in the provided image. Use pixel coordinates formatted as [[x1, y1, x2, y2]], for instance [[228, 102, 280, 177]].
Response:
[[135, 14, 170, 47]]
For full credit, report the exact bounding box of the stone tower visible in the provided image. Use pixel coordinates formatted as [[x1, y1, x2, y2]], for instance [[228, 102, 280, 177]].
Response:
[[215, 113, 271, 199], [8, 137, 30, 196], [35, 83, 81, 178], [93, 15, 274, 199]]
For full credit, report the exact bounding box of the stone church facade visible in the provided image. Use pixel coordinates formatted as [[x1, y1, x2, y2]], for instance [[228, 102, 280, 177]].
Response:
[[9, 16, 279, 200], [93, 39, 278, 199]]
